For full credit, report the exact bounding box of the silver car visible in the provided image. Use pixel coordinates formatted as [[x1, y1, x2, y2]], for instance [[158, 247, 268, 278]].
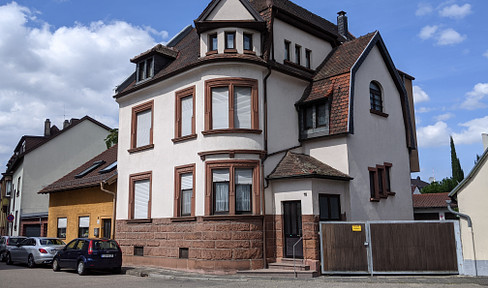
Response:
[[6, 237, 65, 268], [0, 236, 27, 262]]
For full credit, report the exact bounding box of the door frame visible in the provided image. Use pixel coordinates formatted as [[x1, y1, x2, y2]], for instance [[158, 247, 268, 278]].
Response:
[[282, 200, 303, 259]]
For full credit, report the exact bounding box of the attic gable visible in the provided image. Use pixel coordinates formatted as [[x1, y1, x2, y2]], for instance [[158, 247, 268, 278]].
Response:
[[197, 0, 264, 22]]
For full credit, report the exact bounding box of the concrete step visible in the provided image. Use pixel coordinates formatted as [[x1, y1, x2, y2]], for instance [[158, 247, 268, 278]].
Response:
[[268, 261, 310, 271], [237, 268, 317, 278]]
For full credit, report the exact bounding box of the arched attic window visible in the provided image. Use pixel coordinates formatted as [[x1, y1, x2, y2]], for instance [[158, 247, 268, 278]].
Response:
[[370, 81, 383, 113]]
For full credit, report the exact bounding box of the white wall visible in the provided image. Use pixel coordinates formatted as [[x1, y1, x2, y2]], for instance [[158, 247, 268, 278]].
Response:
[[272, 19, 333, 70], [346, 45, 413, 221], [206, 0, 254, 21]]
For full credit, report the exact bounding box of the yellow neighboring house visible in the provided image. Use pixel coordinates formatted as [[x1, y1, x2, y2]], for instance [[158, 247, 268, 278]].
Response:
[[39, 145, 117, 243]]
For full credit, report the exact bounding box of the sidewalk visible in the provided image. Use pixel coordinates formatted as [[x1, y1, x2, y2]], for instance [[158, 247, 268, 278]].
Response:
[[123, 266, 488, 286]]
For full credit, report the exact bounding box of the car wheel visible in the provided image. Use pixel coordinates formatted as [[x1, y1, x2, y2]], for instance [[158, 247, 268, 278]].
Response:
[[0, 252, 5, 262], [77, 261, 87, 275], [112, 266, 122, 274], [52, 258, 61, 272], [27, 254, 36, 268], [5, 253, 12, 265]]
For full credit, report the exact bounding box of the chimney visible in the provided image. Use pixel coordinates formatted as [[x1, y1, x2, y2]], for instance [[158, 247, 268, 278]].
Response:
[[482, 133, 488, 151], [44, 119, 51, 137], [63, 120, 70, 129], [337, 11, 348, 39]]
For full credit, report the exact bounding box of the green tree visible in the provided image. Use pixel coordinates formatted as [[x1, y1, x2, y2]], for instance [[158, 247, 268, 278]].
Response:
[[450, 136, 464, 183], [104, 128, 118, 149], [421, 177, 457, 194]]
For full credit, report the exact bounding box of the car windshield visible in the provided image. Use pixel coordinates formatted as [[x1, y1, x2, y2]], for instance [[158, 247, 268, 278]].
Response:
[[8, 238, 25, 245], [40, 239, 65, 246], [92, 240, 118, 251]]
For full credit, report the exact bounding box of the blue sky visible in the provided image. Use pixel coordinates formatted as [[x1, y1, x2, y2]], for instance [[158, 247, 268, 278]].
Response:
[[0, 0, 487, 183]]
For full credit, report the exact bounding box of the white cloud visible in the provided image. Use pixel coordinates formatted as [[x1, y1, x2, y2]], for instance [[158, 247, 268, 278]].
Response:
[[461, 83, 488, 110], [419, 25, 438, 40], [483, 50, 488, 59], [436, 28, 466, 45], [452, 116, 488, 145], [416, 3, 433, 16], [439, 4, 472, 19], [416, 107, 433, 114], [413, 85, 430, 103], [417, 121, 451, 147], [435, 113, 454, 121], [0, 2, 164, 167]]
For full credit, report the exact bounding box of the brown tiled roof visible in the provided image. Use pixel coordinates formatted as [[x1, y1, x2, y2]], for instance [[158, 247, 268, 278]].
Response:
[[131, 44, 178, 63], [412, 192, 453, 209], [38, 145, 117, 194], [268, 151, 351, 180]]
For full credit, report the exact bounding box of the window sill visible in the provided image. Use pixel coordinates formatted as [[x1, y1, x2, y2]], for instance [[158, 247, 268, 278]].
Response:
[[388, 191, 396, 196], [224, 49, 238, 54], [202, 214, 263, 221], [202, 129, 262, 136], [370, 198, 380, 202], [128, 144, 154, 154], [206, 50, 218, 56], [170, 216, 197, 222], [244, 50, 256, 55], [370, 109, 389, 118], [126, 218, 152, 224], [172, 134, 197, 143]]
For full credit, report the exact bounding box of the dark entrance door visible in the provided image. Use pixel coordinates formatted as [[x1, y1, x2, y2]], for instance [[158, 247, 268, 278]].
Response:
[[24, 224, 41, 237], [283, 201, 303, 258], [102, 219, 111, 239]]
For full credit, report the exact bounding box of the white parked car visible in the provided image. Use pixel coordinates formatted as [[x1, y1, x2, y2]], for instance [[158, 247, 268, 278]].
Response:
[[6, 237, 65, 268]]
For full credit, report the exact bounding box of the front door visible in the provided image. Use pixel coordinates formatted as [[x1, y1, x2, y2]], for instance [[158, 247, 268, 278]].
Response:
[[283, 201, 303, 258], [102, 219, 111, 239]]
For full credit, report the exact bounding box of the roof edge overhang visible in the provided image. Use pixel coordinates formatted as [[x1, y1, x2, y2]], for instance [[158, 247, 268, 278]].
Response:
[[267, 174, 352, 181], [196, 0, 265, 23], [194, 20, 267, 34]]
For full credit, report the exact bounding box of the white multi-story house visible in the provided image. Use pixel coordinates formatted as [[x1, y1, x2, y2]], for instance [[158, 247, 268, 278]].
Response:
[[114, 0, 418, 272], [1, 117, 110, 237]]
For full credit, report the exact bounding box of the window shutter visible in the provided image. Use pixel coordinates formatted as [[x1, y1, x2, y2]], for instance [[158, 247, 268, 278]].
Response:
[[58, 218, 67, 229], [234, 87, 252, 129], [134, 179, 150, 219], [79, 216, 89, 228], [235, 169, 252, 185], [211, 87, 229, 129], [181, 173, 193, 190], [181, 96, 193, 136], [136, 110, 151, 147]]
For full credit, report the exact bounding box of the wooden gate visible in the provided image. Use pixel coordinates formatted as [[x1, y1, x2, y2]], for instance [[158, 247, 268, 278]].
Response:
[[320, 221, 461, 275]]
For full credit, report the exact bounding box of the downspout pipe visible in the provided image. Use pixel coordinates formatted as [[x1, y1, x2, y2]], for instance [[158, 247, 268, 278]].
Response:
[[446, 199, 477, 276], [100, 182, 117, 239]]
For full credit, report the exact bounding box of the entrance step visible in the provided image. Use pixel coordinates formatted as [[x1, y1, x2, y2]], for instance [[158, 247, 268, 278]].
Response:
[[237, 268, 318, 278], [268, 260, 310, 271]]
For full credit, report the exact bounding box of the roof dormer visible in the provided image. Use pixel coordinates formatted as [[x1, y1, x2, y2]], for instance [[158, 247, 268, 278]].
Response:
[[131, 44, 179, 84]]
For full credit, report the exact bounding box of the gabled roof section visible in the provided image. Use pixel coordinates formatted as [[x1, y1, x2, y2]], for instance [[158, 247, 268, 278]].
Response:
[[413, 192, 453, 209], [130, 44, 178, 63], [196, 0, 264, 22], [38, 145, 117, 194], [268, 151, 352, 181], [449, 147, 488, 199]]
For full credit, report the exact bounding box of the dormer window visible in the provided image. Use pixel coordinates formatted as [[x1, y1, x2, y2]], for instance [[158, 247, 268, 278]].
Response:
[[295, 45, 301, 65], [284, 40, 291, 61], [137, 57, 154, 82], [225, 32, 236, 51], [299, 99, 330, 140], [305, 49, 312, 69], [243, 33, 253, 52], [208, 33, 218, 53]]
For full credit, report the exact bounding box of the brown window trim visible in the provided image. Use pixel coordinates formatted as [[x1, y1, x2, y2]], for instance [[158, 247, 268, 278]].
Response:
[[126, 218, 153, 224], [369, 162, 394, 202], [174, 164, 196, 218], [206, 50, 218, 56], [243, 50, 256, 55], [205, 160, 260, 216], [208, 33, 218, 52], [370, 109, 389, 118], [384, 162, 395, 195], [369, 167, 380, 202], [198, 149, 266, 161], [204, 77, 259, 133], [202, 214, 263, 221], [130, 100, 154, 150], [376, 165, 388, 198], [170, 216, 197, 222], [224, 49, 238, 54], [128, 144, 154, 154], [171, 134, 197, 143], [174, 86, 196, 141], [128, 171, 152, 220]]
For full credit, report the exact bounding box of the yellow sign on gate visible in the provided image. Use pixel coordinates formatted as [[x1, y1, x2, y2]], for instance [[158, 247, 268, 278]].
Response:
[[352, 225, 362, 232]]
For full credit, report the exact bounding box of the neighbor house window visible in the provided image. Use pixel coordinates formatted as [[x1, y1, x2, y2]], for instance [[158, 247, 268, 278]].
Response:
[[305, 49, 312, 69], [243, 33, 253, 52], [16, 177, 20, 197], [205, 160, 259, 215], [284, 40, 291, 61], [5, 180, 11, 197], [225, 31, 236, 51], [174, 164, 195, 217], [370, 81, 385, 114], [204, 78, 259, 133], [78, 216, 89, 238], [57, 217, 67, 239], [137, 57, 154, 82], [208, 33, 218, 53], [130, 100, 154, 151], [173, 86, 196, 142], [295, 44, 301, 65], [369, 162, 394, 202], [319, 194, 341, 221], [129, 172, 152, 220]]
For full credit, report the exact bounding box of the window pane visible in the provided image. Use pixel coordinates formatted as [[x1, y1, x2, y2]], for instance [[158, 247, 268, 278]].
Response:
[[181, 96, 193, 136], [209, 34, 217, 51], [58, 218, 67, 228], [134, 179, 150, 219], [243, 34, 252, 50], [234, 86, 252, 129], [213, 169, 229, 213], [316, 102, 327, 127], [146, 58, 153, 78], [226, 32, 235, 49], [329, 197, 340, 220], [369, 171, 376, 199], [304, 106, 314, 129], [181, 189, 192, 216], [136, 109, 151, 147], [319, 196, 329, 220], [213, 169, 230, 182], [235, 169, 252, 212], [79, 217, 89, 228], [378, 168, 384, 195], [212, 87, 229, 129], [181, 173, 193, 190], [138, 62, 145, 81]]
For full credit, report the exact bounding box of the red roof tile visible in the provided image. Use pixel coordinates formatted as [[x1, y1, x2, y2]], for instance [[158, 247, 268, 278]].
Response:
[[412, 192, 453, 208]]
